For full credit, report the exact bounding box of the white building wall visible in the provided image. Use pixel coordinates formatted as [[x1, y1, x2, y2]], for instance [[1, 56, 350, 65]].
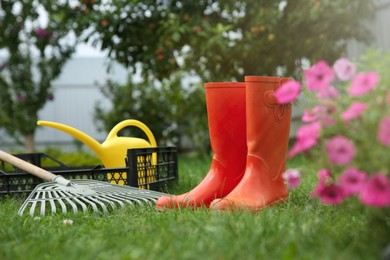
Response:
[[0, 57, 130, 151], [36, 57, 130, 151], [347, 0, 390, 57]]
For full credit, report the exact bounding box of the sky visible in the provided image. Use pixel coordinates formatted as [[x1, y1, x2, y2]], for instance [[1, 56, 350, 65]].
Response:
[[0, 41, 107, 58], [74, 43, 106, 58]]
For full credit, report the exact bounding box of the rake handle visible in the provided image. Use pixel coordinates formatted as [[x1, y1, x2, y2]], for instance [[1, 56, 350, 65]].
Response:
[[0, 150, 57, 182]]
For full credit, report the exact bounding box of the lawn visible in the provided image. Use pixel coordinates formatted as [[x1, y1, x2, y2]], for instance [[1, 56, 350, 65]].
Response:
[[0, 155, 389, 260]]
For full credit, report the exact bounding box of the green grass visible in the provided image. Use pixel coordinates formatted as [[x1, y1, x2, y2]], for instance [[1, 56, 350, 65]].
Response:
[[0, 155, 389, 260]]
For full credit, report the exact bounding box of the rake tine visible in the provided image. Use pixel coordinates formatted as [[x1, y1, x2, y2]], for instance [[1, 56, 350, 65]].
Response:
[[47, 192, 57, 214], [55, 191, 70, 214], [95, 196, 119, 211], [91, 196, 112, 213], [78, 197, 101, 214], [69, 196, 88, 213], [18, 200, 28, 216], [118, 192, 158, 203], [53, 195, 78, 214], [80, 196, 108, 214], [108, 193, 144, 206], [128, 196, 154, 205], [126, 191, 159, 200], [62, 195, 79, 215], [18, 206, 24, 216], [121, 197, 145, 206], [30, 201, 38, 216], [40, 200, 46, 216], [39, 192, 47, 216], [128, 196, 155, 206], [99, 195, 125, 208], [111, 192, 154, 206], [114, 194, 148, 206]]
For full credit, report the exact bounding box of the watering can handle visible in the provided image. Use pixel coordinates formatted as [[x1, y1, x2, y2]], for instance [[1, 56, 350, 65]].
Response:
[[106, 119, 157, 147]]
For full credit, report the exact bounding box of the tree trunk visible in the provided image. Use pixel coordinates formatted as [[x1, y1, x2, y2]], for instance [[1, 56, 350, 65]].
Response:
[[24, 133, 35, 153]]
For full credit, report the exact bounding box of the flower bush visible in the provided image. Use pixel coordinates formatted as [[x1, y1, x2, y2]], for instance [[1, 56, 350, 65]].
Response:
[[281, 50, 390, 208]]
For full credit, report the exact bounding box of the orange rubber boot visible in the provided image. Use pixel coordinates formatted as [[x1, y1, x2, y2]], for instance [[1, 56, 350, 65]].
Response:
[[156, 82, 247, 210], [210, 76, 292, 211]]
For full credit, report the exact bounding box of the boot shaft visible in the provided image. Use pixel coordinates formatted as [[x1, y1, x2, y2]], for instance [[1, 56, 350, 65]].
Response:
[[245, 76, 292, 170], [204, 82, 247, 169]]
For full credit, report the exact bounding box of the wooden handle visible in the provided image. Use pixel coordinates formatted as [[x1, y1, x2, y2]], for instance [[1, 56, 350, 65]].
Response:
[[0, 150, 57, 182]]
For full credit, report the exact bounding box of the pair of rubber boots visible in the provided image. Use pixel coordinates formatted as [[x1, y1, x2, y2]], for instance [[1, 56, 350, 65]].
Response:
[[156, 76, 292, 211]]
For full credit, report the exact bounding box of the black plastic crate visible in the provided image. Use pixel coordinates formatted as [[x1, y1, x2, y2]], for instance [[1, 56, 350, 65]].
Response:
[[127, 147, 178, 190], [0, 147, 178, 197], [0, 152, 70, 173]]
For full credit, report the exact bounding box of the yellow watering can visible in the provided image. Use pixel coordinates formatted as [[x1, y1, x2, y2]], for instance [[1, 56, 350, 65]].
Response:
[[37, 119, 157, 187]]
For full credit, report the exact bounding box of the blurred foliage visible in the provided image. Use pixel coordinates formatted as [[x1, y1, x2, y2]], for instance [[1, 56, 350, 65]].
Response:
[[303, 49, 390, 175], [72, 0, 375, 81], [94, 72, 208, 151], [0, 0, 377, 153], [0, 1, 78, 151], [84, 0, 375, 151]]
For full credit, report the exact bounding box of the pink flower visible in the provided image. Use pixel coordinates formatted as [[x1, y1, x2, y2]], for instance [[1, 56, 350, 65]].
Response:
[[360, 174, 390, 207], [301, 105, 336, 126], [321, 106, 337, 127], [318, 183, 345, 205], [348, 72, 379, 97], [17, 95, 26, 103], [282, 169, 301, 189], [341, 102, 368, 122], [312, 171, 345, 205], [321, 115, 336, 127], [304, 60, 335, 92], [318, 168, 332, 182], [378, 115, 390, 146], [35, 28, 50, 39], [326, 135, 356, 165], [296, 122, 322, 141], [333, 58, 356, 81], [317, 85, 339, 100], [311, 169, 332, 196], [275, 80, 301, 104], [338, 168, 367, 196], [288, 122, 321, 157], [301, 110, 317, 123], [301, 106, 322, 123]]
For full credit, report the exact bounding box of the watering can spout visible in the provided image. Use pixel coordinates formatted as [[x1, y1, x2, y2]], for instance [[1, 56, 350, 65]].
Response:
[[37, 120, 103, 156]]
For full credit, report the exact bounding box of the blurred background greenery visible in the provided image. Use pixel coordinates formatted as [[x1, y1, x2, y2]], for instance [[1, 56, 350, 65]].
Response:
[[0, 0, 381, 153]]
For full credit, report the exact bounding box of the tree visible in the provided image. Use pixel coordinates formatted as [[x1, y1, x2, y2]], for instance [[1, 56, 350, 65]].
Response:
[[94, 72, 208, 151], [74, 0, 375, 81], [0, 1, 78, 152], [74, 0, 375, 151]]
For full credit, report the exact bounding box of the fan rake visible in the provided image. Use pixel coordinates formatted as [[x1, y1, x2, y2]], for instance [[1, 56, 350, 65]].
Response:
[[0, 150, 168, 216]]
